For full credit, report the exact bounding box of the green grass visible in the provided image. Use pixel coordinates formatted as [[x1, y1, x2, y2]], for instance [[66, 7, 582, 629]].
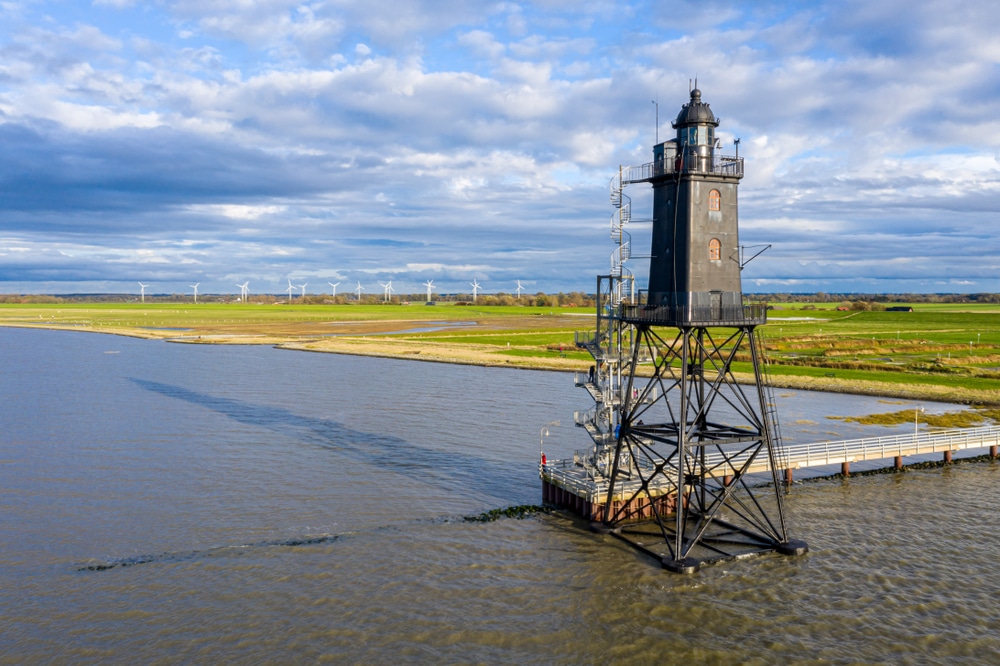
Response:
[[0, 301, 592, 328], [827, 408, 993, 427], [2, 300, 998, 401]]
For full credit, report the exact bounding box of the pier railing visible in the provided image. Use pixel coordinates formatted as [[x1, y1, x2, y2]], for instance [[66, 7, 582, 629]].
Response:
[[542, 426, 1000, 500], [700, 425, 1000, 475], [774, 425, 1000, 472]]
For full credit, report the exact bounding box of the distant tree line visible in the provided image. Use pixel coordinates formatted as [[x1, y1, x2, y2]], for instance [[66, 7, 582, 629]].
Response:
[[2, 291, 998, 306], [0, 290, 598, 307], [752, 292, 1000, 304]]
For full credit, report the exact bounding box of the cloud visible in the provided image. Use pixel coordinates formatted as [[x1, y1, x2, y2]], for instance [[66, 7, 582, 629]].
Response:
[[1, 0, 999, 295], [186, 204, 289, 219]]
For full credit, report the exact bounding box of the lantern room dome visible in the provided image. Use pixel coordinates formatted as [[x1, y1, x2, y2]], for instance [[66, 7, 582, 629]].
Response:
[[672, 89, 718, 128]]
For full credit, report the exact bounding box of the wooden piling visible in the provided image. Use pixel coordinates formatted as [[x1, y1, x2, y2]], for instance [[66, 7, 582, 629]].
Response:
[[894, 456, 903, 470], [841, 461, 850, 476], [944, 450, 953, 463]]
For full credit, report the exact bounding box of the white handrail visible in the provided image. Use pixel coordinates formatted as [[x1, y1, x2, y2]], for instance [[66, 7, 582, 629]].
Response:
[[542, 425, 1000, 498]]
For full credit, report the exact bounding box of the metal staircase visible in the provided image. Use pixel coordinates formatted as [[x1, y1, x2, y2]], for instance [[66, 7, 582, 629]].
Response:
[[609, 171, 635, 307]]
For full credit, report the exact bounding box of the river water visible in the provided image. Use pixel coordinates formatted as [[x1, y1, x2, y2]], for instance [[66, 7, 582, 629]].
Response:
[[1, 327, 998, 663]]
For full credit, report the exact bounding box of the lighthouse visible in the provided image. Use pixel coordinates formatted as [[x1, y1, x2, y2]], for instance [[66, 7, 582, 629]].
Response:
[[541, 86, 807, 573], [647, 87, 746, 321]]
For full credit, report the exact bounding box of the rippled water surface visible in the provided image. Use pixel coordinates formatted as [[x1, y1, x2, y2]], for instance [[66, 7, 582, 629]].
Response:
[[1, 327, 998, 664]]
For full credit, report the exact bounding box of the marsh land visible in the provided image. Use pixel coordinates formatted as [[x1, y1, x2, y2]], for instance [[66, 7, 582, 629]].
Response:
[[2, 300, 998, 405]]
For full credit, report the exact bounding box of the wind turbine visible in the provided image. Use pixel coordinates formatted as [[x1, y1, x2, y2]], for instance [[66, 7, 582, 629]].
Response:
[[286, 279, 295, 301], [328, 282, 340, 297], [236, 281, 249, 301], [470, 279, 481, 303], [138, 282, 149, 303], [355, 281, 365, 300], [379, 280, 394, 303], [299, 283, 308, 298], [423, 280, 435, 302], [516, 280, 524, 299], [190, 283, 200, 303]]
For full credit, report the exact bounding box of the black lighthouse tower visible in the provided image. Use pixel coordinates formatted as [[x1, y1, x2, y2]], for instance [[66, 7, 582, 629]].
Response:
[[550, 88, 808, 573], [647, 88, 743, 319]]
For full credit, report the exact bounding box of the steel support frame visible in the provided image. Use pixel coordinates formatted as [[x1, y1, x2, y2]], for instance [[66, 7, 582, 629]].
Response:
[[599, 319, 799, 572]]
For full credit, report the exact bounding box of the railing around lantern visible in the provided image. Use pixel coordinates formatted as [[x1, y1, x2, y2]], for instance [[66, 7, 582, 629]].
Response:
[[621, 155, 744, 184], [619, 303, 767, 327]]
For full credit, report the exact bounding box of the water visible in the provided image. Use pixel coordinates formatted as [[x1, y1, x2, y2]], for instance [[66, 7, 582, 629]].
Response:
[[2, 327, 999, 663]]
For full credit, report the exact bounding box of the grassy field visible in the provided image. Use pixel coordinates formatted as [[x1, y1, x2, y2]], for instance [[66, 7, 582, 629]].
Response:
[[2, 300, 998, 404]]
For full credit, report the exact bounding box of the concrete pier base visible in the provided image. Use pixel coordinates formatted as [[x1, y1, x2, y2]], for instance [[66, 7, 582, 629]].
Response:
[[777, 539, 810, 556], [662, 557, 701, 575]]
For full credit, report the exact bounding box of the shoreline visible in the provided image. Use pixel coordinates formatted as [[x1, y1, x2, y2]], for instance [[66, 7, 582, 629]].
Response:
[[6, 322, 1000, 405]]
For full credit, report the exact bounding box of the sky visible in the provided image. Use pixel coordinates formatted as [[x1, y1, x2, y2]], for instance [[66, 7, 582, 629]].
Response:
[[1, 0, 999, 297]]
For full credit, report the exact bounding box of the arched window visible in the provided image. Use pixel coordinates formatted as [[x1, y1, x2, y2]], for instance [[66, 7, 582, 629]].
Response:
[[708, 189, 721, 211], [709, 238, 721, 261]]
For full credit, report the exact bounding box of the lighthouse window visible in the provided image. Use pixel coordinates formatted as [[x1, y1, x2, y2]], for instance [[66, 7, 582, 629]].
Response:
[[684, 127, 711, 145], [709, 239, 721, 261], [708, 189, 721, 211]]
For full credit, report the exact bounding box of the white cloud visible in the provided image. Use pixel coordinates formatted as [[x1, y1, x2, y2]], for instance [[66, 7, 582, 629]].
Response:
[[2, 0, 1000, 294], [186, 204, 289, 220], [457, 30, 504, 59]]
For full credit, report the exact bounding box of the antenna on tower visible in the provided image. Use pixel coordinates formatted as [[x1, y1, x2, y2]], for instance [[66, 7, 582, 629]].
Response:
[[652, 96, 659, 144]]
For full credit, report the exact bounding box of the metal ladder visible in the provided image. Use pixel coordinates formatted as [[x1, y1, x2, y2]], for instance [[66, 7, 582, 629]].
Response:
[[754, 327, 791, 490]]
